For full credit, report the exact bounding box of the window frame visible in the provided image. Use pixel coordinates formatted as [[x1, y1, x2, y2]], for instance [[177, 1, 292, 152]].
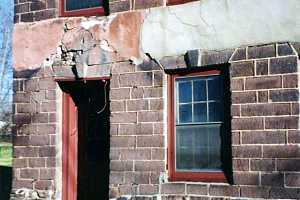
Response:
[[167, 69, 227, 182], [167, 0, 196, 6], [60, 0, 105, 17]]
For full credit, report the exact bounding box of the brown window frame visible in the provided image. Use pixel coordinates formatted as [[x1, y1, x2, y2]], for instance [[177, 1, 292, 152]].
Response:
[[167, 69, 227, 182], [60, 0, 106, 17], [167, 0, 196, 6]]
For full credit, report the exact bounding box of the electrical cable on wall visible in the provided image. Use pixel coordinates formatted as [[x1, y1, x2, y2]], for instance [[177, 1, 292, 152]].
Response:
[[97, 80, 108, 114]]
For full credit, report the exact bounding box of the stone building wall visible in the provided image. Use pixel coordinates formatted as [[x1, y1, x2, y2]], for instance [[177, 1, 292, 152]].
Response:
[[12, 65, 60, 199], [107, 43, 300, 199], [12, 0, 300, 199]]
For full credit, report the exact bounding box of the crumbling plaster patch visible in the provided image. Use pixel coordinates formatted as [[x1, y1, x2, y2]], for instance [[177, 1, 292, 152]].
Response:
[[141, 0, 300, 58], [13, 11, 143, 71]]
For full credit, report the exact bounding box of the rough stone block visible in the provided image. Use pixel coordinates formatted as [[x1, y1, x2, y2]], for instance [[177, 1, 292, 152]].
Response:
[[111, 100, 126, 112], [111, 136, 136, 148], [278, 43, 295, 56], [261, 172, 284, 187], [255, 59, 268, 75], [30, 135, 50, 146], [248, 44, 275, 59], [127, 99, 148, 111], [240, 186, 270, 199], [231, 48, 246, 61], [285, 173, 300, 187], [270, 56, 297, 74], [161, 183, 185, 194], [250, 159, 275, 171], [232, 146, 262, 158], [109, 0, 130, 13], [138, 111, 163, 122], [20, 169, 39, 179], [28, 158, 45, 168], [151, 148, 165, 160], [119, 72, 153, 87], [231, 91, 256, 104], [209, 185, 239, 197], [143, 87, 163, 98], [134, 161, 164, 172], [135, 0, 163, 9], [110, 112, 137, 123], [245, 76, 281, 90], [20, 13, 34, 22], [139, 184, 159, 195], [288, 130, 300, 143], [33, 9, 56, 21], [230, 78, 244, 91], [232, 159, 249, 171], [40, 168, 55, 180], [124, 172, 150, 184], [187, 184, 208, 195], [230, 61, 254, 77], [263, 145, 300, 158], [111, 88, 131, 100], [265, 116, 298, 129], [109, 172, 124, 184], [269, 187, 300, 199], [232, 118, 263, 130], [233, 172, 259, 185], [269, 89, 299, 102], [38, 146, 56, 157], [241, 103, 290, 116], [283, 74, 298, 88], [277, 159, 300, 171], [242, 131, 285, 144], [136, 135, 164, 147]]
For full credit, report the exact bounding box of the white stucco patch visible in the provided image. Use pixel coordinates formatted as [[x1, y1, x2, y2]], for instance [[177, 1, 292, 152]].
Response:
[[141, 0, 300, 58], [80, 14, 117, 30]]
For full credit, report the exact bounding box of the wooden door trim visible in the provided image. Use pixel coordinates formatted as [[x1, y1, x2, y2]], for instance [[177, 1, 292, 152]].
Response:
[[62, 93, 78, 200]]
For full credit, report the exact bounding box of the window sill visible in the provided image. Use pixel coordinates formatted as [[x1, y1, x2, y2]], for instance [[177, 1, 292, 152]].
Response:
[[60, 7, 105, 17], [169, 171, 227, 182]]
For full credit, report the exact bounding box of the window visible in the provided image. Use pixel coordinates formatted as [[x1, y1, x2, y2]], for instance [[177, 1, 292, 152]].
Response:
[[167, 0, 196, 6], [60, 0, 106, 17], [168, 70, 228, 182]]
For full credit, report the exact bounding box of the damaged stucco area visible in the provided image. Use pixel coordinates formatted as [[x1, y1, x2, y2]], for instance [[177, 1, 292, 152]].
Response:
[[13, 11, 145, 78], [13, 0, 300, 74]]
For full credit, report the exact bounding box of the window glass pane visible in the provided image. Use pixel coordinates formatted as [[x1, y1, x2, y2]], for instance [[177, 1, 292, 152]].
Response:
[[176, 124, 221, 171], [194, 80, 206, 101], [194, 103, 207, 122], [176, 128, 195, 169], [208, 76, 222, 100], [176, 147, 193, 169], [178, 81, 192, 103], [66, 0, 102, 11], [208, 102, 222, 122], [179, 104, 192, 123]]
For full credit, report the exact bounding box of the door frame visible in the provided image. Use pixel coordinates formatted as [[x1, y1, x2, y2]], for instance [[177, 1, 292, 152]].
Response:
[[59, 77, 110, 200], [62, 92, 78, 200]]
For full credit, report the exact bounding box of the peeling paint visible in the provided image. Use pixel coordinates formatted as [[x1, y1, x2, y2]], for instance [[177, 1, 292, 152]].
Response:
[[80, 15, 117, 31]]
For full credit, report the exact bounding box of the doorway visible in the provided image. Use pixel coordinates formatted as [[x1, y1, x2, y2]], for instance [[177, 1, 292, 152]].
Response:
[[60, 80, 110, 200]]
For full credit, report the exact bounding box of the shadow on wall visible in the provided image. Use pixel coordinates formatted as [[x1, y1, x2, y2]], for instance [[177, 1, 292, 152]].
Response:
[[0, 166, 12, 200]]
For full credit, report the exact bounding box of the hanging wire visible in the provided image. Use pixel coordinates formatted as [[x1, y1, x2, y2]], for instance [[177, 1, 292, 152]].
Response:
[[97, 80, 108, 114]]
